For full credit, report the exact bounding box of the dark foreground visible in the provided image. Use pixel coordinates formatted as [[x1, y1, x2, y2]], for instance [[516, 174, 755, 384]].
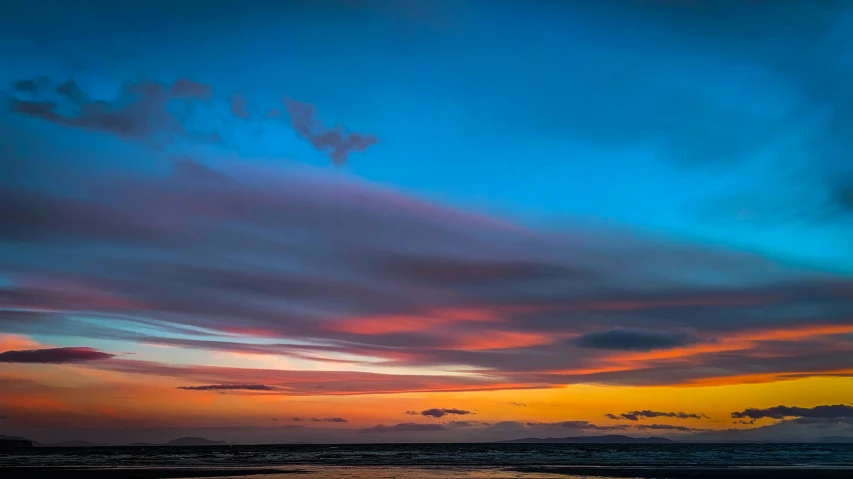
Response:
[[4, 465, 853, 479], [3, 443, 853, 478], [0, 468, 305, 479]]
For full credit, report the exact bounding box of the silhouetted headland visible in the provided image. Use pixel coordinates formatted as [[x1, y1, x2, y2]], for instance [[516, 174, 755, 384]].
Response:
[[0, 438, 34, 448]]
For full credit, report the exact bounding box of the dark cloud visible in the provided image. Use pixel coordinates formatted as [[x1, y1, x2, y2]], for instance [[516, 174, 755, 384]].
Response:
[[732, 405, 853, 423], [284, 97, 378, 167], [573, 329, 697, 351], [360, 422, 446, 434], [608, 410, 709, 421], [417, 408, 473, 418], [176, 384, 274, 391], [636, 424, 709, 432], [0, 347, 114, 364], [509, 402, 527, 407]]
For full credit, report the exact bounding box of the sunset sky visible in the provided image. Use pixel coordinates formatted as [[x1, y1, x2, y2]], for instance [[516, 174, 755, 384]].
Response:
[[1, 0, 852, 445]]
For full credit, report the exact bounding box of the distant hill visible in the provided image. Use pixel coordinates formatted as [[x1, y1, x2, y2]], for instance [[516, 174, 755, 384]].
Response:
[[497, 434, 674, 444], [164, 437, 228, 446]]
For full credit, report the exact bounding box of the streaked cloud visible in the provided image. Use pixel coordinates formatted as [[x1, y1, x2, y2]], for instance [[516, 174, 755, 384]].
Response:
[[0, 154, 851, 390], [0, 347, 115, 364], [176, 384, 275, 392]]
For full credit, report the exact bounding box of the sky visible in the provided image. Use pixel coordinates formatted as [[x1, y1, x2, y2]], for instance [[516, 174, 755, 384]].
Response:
[[1, 0, 853, 444]]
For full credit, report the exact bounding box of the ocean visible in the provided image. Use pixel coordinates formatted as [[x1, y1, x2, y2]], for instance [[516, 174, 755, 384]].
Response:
[[3, 443, 853, 478]]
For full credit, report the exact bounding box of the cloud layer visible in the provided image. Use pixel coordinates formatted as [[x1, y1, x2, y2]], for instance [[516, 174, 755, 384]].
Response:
[[0, 149, 852, 393]]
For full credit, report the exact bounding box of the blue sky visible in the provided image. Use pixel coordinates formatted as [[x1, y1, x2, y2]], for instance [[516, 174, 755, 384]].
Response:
[[3, 0, 851, 273]]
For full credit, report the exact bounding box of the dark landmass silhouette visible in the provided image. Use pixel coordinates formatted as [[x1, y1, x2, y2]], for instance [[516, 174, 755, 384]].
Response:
[[496, 434, 674, 444], [0, 438, 33, 448]]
